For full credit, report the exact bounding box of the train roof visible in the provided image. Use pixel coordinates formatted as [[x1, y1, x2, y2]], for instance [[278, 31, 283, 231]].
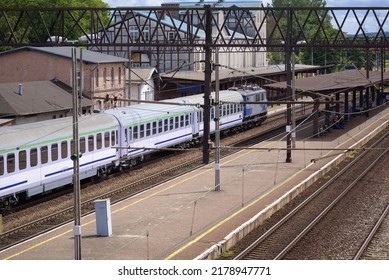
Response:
[[228, 85, 266, 97], [166, 90, 244, 106], [0, 114, 118, 154], [104, 102, 196, 126]]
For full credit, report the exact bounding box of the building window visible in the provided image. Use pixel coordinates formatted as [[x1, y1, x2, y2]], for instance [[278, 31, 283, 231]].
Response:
[[130, 26, 139, 41], [111, 67, 114, 85], [96, 68, 99, 87], [103, 68, 107, 84], [145, 89, 152, 101], [168, 31, 175, 41], [143, 26, 150, 42], [118, 67, 122, 84]]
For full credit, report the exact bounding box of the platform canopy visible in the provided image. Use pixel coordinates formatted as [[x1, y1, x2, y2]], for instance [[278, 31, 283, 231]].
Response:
[[264, 70, 389, 96]]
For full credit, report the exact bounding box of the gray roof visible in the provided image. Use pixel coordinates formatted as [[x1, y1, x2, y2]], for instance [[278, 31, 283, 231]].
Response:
[[0, 46, 128, 64], [161, 64, 324, 82], [0, 113, 118, 153], [131, 68, 157, 83], [0, 80, 93, 116], [264, 70, 389, 93]]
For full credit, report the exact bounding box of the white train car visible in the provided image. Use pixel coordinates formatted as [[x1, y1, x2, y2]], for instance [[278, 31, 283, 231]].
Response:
[[0, 85, 268, 209], [168, 90, 245, 136], [0, 114, 119, 207], [104, 102, 197, 166]]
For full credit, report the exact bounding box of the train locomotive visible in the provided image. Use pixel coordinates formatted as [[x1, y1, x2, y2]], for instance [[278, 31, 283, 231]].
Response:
[[0, 84, 267, 209]]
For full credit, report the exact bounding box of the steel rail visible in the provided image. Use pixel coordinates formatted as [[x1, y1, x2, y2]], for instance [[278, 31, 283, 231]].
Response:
[[234, 128, 389, 260], [353, 203, 389, 260]]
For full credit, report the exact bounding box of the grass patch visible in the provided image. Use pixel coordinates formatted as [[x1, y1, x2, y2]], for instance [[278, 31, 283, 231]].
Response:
[[220, 250, 235, 258]]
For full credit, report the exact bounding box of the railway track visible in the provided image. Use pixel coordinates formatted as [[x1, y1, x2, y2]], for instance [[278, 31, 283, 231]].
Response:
[[354, 204, 389, 260], [0, 107, 305, 251], [233, 128, 389, 260]]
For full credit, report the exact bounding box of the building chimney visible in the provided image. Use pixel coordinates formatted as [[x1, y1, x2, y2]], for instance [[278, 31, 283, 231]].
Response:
[[18, 83, 23, 96]]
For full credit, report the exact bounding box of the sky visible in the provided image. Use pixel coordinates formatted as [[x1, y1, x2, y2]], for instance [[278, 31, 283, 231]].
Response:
[[102, 0, 389, 34]]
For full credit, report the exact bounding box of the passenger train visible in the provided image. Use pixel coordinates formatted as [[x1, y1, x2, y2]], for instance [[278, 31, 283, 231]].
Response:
[[0, 84, 267, 209]]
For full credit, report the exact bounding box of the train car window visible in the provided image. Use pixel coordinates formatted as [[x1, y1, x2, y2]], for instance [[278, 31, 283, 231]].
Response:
[[174, 116, 179, 129], [71, 140, 75, 155], [116, 130, 118, 144], [146, 123, 151, 137], [51, 143, 58, 162], [41, 146, 48, 165], [0, 155, 3, 175], [152, 122, 157, 135], [111, 131, 115, 145], [19, 150, 27, 170], [180, 115, 184, 127], [7, 153, 15, 173], [80, 137, 86, 153], [164, 119, 168, 131], [140, 124, 145, 138], [31, 148, 38, 167], [169, 117, 174, 130], [104, 132, 110, 147], [128, 128, 132, 142], [158, 120, 163, 133], [124, 128, 128, 143], [185, 114, 190, 126], [88, 135, 94, 152], [97, 133, 102, 149], [210, 108, 215, 120], [61, 141, 68, 159], [133, 126, 138, 140], [223, 105, 227, 116]]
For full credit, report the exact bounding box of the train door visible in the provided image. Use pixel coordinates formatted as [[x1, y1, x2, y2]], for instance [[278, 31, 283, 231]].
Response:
[[192, 110, 200, 136]]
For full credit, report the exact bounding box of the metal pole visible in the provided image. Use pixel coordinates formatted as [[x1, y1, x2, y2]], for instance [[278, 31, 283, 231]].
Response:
[[79, 49, 83, 115], [214, 48, 220, 191], [285, 10, 292, 163], [202, 5, 212, 164], [291, 48, 296, 149], [72, 47, 82, 260]]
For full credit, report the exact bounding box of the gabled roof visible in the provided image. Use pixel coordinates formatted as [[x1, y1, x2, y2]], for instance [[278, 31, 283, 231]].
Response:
[[109, 11, 205, 38], [0, 80, 93, 116], [110, 10, 252, 40], [131, 68, 157, 84], [0, 47, 128, 64]]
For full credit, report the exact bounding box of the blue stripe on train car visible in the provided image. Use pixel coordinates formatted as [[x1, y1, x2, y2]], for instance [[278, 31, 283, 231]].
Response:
[[1, 180, 28, 191], [45, 155, 117, 178]]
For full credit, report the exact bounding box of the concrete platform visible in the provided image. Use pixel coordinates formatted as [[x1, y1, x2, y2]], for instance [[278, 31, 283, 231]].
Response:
[[1, 107, 388, 260]]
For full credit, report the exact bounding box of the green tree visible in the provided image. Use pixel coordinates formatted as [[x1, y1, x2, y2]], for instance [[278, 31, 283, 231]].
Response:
[[0, 0, 109, 46], [268, 0, 339, 68]]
